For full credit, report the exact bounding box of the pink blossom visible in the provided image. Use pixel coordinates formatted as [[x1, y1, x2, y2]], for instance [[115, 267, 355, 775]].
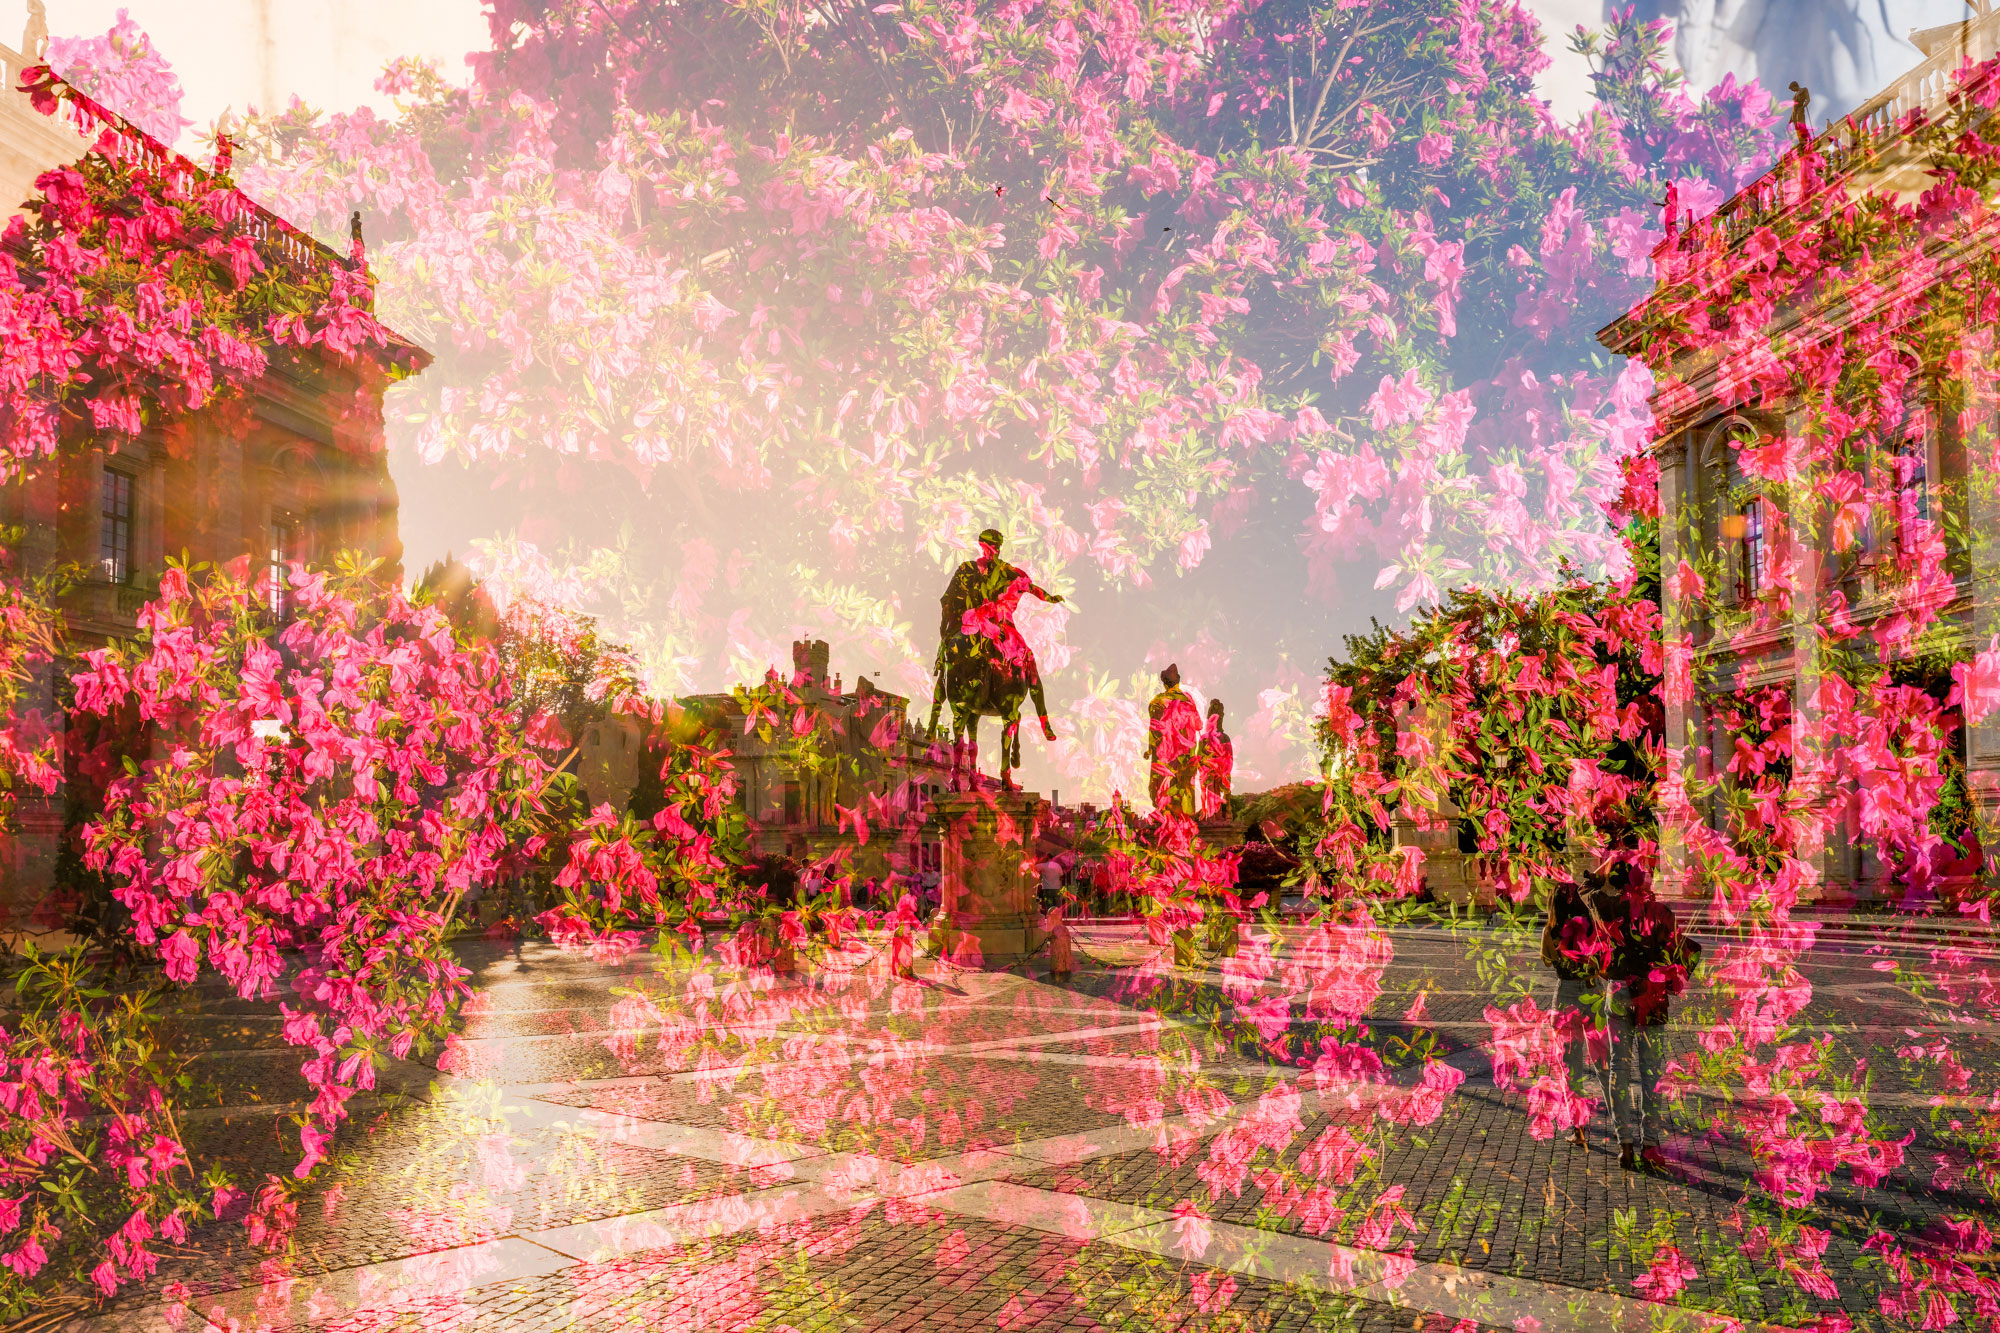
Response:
[[1170, 1199, 1214, 1259], [1367, 370, 1435, 430], [1632, 1246, 1697, 1301]]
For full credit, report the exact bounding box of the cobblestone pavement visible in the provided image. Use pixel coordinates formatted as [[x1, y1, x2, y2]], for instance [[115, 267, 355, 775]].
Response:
[[60, 918, 2000, 1332]]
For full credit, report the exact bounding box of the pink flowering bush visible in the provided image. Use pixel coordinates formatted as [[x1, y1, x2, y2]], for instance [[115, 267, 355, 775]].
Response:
[[161, 2, 1784, 795], [538, 700, 749, 948], [0, 567, 64, 844], [70, 556, 559, 1226], [0, 68, 417, 480], [41, 9, 191, 147], [1311, 569, 1665, 905], [0, 563, 194, 1326], [0, 947, 204, 1322]]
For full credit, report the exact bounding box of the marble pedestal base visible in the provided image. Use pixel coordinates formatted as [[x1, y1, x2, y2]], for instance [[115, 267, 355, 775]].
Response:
[[933, 788, 1047, 967]]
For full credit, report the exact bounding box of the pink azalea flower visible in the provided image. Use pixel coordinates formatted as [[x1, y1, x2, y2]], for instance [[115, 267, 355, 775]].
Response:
[[1632, 1245, 1697, 1302], [1170, 1199, 1214, 1260]]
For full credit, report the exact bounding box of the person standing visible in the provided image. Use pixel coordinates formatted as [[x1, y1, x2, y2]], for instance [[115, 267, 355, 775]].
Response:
[[1145, 664, 1202, 816], [1603, 868, 1700, 1172], [1542, 871, 1615, 1148], [1038, 857, 1063, 909], [1198, 698, 1233, 819]]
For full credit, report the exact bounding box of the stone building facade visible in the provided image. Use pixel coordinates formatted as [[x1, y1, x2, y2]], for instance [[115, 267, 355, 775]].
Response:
[[0, 27, 84, 221], [0, 57, 425, 925], [1599, 10, 2000, 902]]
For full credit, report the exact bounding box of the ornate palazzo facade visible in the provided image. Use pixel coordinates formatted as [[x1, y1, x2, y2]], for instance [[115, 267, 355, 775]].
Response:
[[1601, 13, 2000, 902]]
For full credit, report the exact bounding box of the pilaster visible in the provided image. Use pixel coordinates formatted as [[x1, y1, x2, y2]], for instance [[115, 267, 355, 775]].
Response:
[[1656, 426, 1696, 899], [1965, 346, 2000, 847], [1785, 405, 1842, 902]]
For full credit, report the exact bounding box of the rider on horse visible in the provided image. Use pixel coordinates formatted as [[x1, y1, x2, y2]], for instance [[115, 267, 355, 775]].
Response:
[[938, 528, 1064, 741]]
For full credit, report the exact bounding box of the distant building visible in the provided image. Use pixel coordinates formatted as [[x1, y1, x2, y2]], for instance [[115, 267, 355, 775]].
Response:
[[680, 640, 952, 878], [577, 712, 647, 814]]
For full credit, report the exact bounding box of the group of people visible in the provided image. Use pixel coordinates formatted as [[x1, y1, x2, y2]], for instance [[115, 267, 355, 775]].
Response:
[[1145, 663, 1232, 818], [1542, 843, 1700, 1172]]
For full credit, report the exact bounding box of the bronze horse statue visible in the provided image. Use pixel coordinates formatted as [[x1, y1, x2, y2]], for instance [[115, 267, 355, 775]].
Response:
[[926, 632, 1028, 792]]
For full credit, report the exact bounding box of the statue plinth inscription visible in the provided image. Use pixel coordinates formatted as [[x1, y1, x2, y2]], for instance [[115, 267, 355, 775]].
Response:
[[933, 788, 1047, 966]]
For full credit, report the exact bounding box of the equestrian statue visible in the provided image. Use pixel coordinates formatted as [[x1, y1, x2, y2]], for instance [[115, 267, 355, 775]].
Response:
[[927, 528, 1064, 791]]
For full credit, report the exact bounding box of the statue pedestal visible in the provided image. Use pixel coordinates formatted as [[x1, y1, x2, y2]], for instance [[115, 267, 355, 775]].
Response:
[[1394, 810, 1487, 908], [935, 788, 1047, 967]]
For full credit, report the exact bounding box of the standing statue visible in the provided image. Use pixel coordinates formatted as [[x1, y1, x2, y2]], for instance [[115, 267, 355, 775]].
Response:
[[1789, 81, 1812, 140], [1145, 664, 1202, 817], [1634, 1, 1907, 134], [927, 527, 1065, 791], [22, 0, 46, 58], [1199, 697, 1233, 819]]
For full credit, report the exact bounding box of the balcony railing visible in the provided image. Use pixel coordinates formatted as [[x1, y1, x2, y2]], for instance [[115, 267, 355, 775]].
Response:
[[20, 64, 353, 280], [65, 577, 158, 628], [1663, 10, 2000, 267]]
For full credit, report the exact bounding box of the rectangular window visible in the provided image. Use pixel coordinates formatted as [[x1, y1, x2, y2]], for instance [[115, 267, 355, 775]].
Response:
[[1902, 443, 1931, 553], [99, 468, 133, 584], [783, 781, 801, 826], [1738, 501, 1766, 600], [268, 516, 296, 618]]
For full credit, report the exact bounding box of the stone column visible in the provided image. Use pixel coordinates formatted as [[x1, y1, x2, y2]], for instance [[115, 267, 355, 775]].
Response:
[[1783, 405, 1842, 903], [1393, 800, 1477, 905], [1656, 425, 1697, 899], [1390, 698, 1477, 905], [932, 788, 1046, 966], [1964, 340, 2000, 849]]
